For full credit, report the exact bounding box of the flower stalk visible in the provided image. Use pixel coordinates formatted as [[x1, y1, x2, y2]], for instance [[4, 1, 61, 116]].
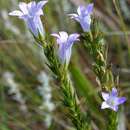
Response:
[[81, 19, 119, 130], [69, 3, 125, 128], [35, 36, 91, 130], [81, 19, 115, 92]]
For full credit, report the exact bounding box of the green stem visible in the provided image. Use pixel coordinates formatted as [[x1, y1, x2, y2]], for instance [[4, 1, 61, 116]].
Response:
[[107, 111, 118, 130], [42, 41, 91, 130], [83, 20, 118, 130], [61, 71, 90, 130]]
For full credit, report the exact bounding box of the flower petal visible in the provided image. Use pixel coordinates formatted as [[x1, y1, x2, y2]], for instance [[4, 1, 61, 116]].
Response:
[[26, 17, 38, 36], [27, 1, 36, 13], [58, 43, 66, 62], [101, 92, 109, 101], [19, 2, 28, 14], [86, 3, 94, 14], [65, 46, 72, 64], [80, 15, 91, 32], [111, 106, 118, 112], [66, 33, 80, 48], [51, 32, 68, 45], [51, 33, 60, 39], [28, 1, 36, 9], [77, 5, 85, 16], [9, 10, 23, 17], [59, 31, 68, 44], [36, 1, 48, 16], [34, 16, 44, 36], [58, 43, 72, 64], [116, 97, 127, 105], [101, 102, 110, 109], [59, 31, 68, 39], [36, 9, 43, 16], [68, 14, 80, 22], [111, 88, 118, 97], [37, 0, 48, 9]]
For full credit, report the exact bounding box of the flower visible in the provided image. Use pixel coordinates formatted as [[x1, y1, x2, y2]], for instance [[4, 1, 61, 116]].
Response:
[[9, 1, 48, 36], [69, 3, 93, 32], [101, 88, 126, 112], [51, 31, 80, 64]]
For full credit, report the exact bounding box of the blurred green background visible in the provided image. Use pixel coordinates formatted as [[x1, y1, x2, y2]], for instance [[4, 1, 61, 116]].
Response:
[[0, 0, 130, 130]]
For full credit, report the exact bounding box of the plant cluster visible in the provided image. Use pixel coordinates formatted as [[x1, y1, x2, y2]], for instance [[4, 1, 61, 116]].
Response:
[[9, 1, 127, 130]]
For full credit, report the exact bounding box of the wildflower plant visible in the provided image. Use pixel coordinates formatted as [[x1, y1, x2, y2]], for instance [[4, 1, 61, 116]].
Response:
[[69, 2, 127, 130], [9, 1, 90, 130], [9, 1, 127, 130]]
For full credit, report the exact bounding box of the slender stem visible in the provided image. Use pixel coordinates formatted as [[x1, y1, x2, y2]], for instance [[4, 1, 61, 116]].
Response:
[[61, 71, 90, 130], [42, 41, 91, 130], [107, 111, 118, 130], [83, 20, 118, 130]]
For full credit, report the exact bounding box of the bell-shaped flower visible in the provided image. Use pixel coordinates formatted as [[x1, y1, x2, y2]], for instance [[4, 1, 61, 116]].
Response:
[[9, 1, 48, 36], [51, 31, 80, 64], [101, 88, 126, 112], [69, 3, 93, 32]]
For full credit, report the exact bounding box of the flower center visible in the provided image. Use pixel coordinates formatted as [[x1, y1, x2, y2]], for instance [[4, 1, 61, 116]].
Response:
[[107, 97, 115, 106]]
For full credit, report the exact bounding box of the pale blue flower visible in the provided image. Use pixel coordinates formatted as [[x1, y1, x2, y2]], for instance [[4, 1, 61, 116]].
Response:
[[69, 3, 93, 32], [101, 88, 126, 112], [9, 1, 48, 36], [51, 31, 80, 64]]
